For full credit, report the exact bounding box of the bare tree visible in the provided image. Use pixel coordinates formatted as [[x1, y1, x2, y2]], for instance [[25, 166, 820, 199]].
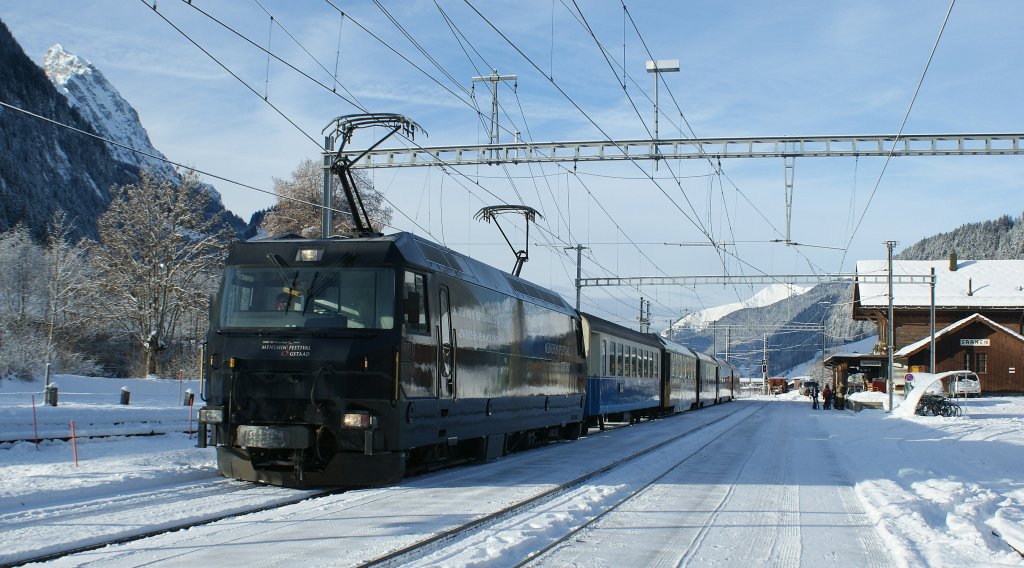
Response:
[[43, 210, 94, 382], [0, 225, 46, 380], [259, 158, 392, 238], [91, 170, 228, 377]]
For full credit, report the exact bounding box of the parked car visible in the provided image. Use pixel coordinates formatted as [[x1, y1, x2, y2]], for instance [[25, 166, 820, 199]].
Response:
[[949, 372, 981, 397], [767, 377, 789, 394]]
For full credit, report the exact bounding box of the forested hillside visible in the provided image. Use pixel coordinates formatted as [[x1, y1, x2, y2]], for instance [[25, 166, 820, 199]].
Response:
[[0, 20, 133, 240], [897, 214, 1024, 260]]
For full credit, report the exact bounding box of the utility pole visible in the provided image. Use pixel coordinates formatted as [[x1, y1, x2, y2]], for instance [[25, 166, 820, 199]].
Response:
[[821, 322, 827, 384], [472, 69, 517, 161], [638, 298, 651, 333], [645, 59, 679, 171], [564, 244, 587, 312], [762, 333, 769, 395], [930, 267, 936, 373], [886, 240, 899, 412], [322, 134, 334, 238]]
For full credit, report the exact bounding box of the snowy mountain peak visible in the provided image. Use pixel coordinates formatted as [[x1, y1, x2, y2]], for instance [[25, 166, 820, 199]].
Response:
[[43, 44, 92, 91], [670, 283, 812, 332], [42, 43, 179, 184]]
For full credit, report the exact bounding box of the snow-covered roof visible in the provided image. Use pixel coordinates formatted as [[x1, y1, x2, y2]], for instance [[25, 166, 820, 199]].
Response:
[[895, 312, 1024, 357], [856, 259, 1024, 308]]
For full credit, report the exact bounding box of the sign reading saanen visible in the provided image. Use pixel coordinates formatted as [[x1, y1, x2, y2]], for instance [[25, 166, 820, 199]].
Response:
[[960, 338, 991, 346]]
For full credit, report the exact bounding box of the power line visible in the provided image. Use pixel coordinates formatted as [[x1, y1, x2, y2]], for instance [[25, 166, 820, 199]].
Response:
[[841, 0, 957, 270], [144, 0, 321, 147], [0, 98, 345, 216]]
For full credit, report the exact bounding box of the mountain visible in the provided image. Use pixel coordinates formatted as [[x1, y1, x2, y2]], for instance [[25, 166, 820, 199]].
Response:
[[43, 44, 179, 183], [666, 282, 873, 377], [40, 43, 246, 237], [0, 20, 244, 240], [0, 20, 133, 240], [670, 283, 812, 332]]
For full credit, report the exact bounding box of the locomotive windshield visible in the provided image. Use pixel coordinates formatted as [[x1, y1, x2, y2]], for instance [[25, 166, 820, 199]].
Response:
[[218, 266, 395, 330]]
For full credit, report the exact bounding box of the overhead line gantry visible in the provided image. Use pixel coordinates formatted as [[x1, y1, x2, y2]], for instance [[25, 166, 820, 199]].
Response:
[[334, 133, 1024, 169]]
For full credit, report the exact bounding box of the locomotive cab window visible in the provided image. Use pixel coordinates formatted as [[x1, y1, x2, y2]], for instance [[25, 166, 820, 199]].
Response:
[[403, 271, 429, 334], [219, 266, 395, 330]]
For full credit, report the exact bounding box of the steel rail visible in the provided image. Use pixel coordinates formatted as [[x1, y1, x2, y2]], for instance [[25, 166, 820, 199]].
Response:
[[5, 487, 339, 567], [359, 402, 763, 567], [516, 401, 768, 567]]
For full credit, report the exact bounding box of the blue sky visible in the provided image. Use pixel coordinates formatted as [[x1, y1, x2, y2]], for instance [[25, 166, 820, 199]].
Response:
[[2, 1, 1022, 326]]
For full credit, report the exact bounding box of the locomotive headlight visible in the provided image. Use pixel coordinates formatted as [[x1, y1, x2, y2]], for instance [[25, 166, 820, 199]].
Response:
[[198, 406, 224, 424], [296, 248, 323, 262], [342, 411, 377, 429]]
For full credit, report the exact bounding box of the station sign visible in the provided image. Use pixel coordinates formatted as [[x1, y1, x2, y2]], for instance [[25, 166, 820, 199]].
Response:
[[860, 360, 882, 367], [960, 339, 990, 346]]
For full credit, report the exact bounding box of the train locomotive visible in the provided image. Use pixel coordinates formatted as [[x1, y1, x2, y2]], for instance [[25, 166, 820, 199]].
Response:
[[198, 232, 587, 486], [197, 233, 737, 487]]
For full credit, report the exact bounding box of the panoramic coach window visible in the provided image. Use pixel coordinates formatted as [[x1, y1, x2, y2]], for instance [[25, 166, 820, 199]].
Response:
[[403, 271, 429, 334], [219, 266, 395, 330], [601, 340, 607, 375]]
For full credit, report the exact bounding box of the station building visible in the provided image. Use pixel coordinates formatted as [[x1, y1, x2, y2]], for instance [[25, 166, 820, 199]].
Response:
[[851, 254, 1024, 394]]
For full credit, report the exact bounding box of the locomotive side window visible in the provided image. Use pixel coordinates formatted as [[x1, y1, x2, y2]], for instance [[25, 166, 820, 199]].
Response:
[[403, 271, 429, 334]]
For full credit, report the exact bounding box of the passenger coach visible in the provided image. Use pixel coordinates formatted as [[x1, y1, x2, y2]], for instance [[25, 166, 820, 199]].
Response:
[[581, 313, 664, 429], [658, 337, 699, 412]]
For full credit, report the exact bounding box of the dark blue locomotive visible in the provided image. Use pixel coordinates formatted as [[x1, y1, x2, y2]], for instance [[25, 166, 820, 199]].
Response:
[[198, 233, 735, 487]]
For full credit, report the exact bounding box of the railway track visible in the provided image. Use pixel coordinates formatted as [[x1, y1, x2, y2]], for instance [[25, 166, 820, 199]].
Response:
[[1, 481, 335, 567], [359, 401, 766, 567], [8, 401, 757, 567]]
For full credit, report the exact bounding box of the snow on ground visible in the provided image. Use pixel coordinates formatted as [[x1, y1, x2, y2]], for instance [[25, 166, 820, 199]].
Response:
[[1, 375, 1023, 566]]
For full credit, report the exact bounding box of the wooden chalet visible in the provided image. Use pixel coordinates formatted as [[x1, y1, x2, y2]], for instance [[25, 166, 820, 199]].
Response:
[[895, 314, 1024, 393], [852, 253, 1024, 394]]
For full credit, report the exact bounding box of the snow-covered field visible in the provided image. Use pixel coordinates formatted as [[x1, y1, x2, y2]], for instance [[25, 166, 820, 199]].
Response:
[[1, 375, 1023, 567]]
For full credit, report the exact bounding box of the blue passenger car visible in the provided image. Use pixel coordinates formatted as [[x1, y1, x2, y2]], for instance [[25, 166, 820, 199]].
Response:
[[581, 313, 664, 428], [694, 350, 718, 407], [716, 359, 738, 402], [659, 337, 699, 412]]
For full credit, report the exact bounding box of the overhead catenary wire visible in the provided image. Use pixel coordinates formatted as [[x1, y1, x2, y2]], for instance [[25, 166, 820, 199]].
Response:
[[144, 1, 320, 148], [151, 1, 808, 326], [840, 0, 957, 271], [0, 99, 348, 218], [461, 0, 774, 316]]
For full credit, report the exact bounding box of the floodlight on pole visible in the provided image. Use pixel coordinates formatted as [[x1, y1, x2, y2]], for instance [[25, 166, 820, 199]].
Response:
[[646, 59, 680, 171]]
